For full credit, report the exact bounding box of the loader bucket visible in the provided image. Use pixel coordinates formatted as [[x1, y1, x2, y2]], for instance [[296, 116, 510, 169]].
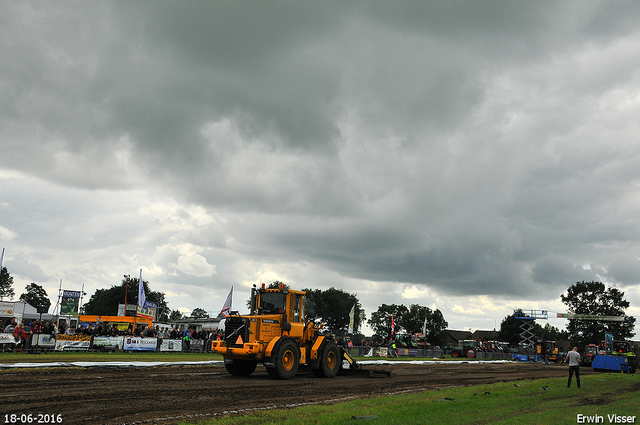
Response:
[[338, 348, 392, 378]]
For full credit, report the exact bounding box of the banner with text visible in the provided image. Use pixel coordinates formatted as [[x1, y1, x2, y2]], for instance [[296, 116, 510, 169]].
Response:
[[0, 332, 17, 345], [0, 301, 16, 316], [30, 334, 56, 349], [93, 336, 125, 349], [160, 339, 183, 352], [54, 334, 91, 351], [136, 301, 157, 320], [556, 313, 624, 322], [123, 337, 157, 351], [60, 291, 82, 315]]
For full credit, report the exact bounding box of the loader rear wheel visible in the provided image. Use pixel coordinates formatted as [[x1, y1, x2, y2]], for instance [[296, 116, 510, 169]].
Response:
[[272, 340, 300, 380], [313, 341, 340, 378], [224, 359, 257, 376]]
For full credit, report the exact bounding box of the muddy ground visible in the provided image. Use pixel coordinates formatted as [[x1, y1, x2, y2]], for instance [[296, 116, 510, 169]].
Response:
[[1, 362, 588, 425]]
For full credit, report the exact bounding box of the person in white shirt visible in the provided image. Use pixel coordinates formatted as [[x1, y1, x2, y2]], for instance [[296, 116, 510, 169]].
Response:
[[566, 346, 581, 388]]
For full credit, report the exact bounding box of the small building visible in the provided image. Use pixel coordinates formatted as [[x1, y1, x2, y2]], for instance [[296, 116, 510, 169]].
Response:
[[442, 329, 499, 347], [1, 301, 76, 330], [442, 329, 475, 347]]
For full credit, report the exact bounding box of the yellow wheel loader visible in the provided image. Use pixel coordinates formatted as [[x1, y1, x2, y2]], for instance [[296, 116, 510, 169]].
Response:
[[211, 284, 382, 379]]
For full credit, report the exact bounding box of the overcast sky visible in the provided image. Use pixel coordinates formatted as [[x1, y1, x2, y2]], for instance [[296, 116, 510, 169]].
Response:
[[1, 1, 639, 336]]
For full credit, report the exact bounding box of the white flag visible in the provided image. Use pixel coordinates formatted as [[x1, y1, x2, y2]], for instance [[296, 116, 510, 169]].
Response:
[[422, 317, 427, 336], [348, 304, 355, 334], [220, 286, 233, 318], [137, 268, 146, 309]]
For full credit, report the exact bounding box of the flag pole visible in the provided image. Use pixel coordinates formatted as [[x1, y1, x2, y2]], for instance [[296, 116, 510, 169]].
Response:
[[124, 278, 128, 318]]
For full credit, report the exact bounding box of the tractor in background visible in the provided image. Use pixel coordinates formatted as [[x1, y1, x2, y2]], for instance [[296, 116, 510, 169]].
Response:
[[450, 340, 482, 358]]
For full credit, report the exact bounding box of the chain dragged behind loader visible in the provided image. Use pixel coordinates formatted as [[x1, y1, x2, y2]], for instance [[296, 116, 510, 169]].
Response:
[[210, 283, 391, 379]]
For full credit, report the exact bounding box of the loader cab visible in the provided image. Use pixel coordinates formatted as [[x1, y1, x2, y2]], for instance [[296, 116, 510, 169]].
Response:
[[252, 284, 306, 324]]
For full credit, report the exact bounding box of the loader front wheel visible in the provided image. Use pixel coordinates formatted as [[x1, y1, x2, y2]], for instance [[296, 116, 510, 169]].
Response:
[[224, 359, 258, 376], [273, 340, 300, 380], [313, 341, 340, 378]]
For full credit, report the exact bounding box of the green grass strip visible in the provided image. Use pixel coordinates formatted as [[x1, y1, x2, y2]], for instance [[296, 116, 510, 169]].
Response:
[[190, 374, 639, 425]]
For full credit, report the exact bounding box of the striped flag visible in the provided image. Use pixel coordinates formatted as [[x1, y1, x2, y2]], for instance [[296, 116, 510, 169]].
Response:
[[219, 286, 233, 318], [138, 268, 146, 309], [391, 313, 395, 336], [348, 305, 355, 334]]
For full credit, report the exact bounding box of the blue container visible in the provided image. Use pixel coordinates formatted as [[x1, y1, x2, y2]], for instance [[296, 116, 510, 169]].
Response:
[[591, 355, 634, 373]]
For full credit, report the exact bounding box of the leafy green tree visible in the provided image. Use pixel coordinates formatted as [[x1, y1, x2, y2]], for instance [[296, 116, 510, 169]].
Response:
[[561, 281, 636, 347], [190, 307, 210, 319], [83, 274, 170, 319], [369, 304, 409, 340], [267, 281, 288, 289], [304, 287, 365, 335], [401, 304, 448, 346], [19, 282, 51, 310], [498, 310, 528, 347], [540, 323, 568, 342], [0, 266, 15, 300], [169, 309, 183, 321]]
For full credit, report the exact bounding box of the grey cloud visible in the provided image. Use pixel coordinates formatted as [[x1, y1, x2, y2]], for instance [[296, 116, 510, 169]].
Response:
[[2, 1, 640, 322], [4, 254, 51, 285], [606, 257, 640, 286]]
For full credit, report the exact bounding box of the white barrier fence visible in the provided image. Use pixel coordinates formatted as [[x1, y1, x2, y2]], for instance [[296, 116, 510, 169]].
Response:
[[0, 332, 214, 353]]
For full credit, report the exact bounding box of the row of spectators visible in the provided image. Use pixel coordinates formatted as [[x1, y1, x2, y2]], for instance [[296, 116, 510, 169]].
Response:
[[2, 317, 223, 352]]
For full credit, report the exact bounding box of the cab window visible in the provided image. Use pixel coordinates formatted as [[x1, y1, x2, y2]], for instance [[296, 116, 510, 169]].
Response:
[[259, 292, 286, 314]]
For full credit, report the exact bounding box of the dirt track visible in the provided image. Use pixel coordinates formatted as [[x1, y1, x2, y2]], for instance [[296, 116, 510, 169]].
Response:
[[1, 362, 588, 425]]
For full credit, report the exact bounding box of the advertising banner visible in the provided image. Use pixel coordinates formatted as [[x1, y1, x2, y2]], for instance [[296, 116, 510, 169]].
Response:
[[556, 313, 624, 322], [159, 339, 183, 352], [189, 339, 205, 352], [123, 337, 157, 351], [93, 336, 124, 349], [54, 334, 91, 351], [60, 291, 82, 315], [0, 332, 17, 345], [31, 334, 56, 349], [0, 301, 15, 316], [136, 301, 157, 320]]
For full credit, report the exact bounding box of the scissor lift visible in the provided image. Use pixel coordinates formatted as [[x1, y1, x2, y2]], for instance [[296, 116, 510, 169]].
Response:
[[514, 310, 548, 347]]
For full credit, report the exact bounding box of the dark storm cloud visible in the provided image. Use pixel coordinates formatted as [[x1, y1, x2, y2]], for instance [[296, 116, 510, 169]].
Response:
[[1, 1, 640, 324]]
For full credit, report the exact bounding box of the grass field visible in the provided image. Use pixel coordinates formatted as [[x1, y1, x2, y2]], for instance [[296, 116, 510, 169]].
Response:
[[192, 374, 639, 425]]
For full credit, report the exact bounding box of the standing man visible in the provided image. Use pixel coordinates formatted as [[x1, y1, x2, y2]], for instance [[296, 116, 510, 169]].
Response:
[[566, 347, 581, 388], [545, 346, 551, 365]]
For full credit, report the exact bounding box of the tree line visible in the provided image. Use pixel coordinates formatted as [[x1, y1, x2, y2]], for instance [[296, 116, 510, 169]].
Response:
[[1, 265, 636, 348]]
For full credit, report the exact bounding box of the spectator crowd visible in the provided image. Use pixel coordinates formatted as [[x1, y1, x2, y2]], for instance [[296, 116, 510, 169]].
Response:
[[1, 316, 222, 353]]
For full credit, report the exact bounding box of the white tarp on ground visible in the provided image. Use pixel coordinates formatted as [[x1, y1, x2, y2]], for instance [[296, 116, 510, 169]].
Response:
[[0, 359, 514, 369], [0, 360, 225, 368]]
